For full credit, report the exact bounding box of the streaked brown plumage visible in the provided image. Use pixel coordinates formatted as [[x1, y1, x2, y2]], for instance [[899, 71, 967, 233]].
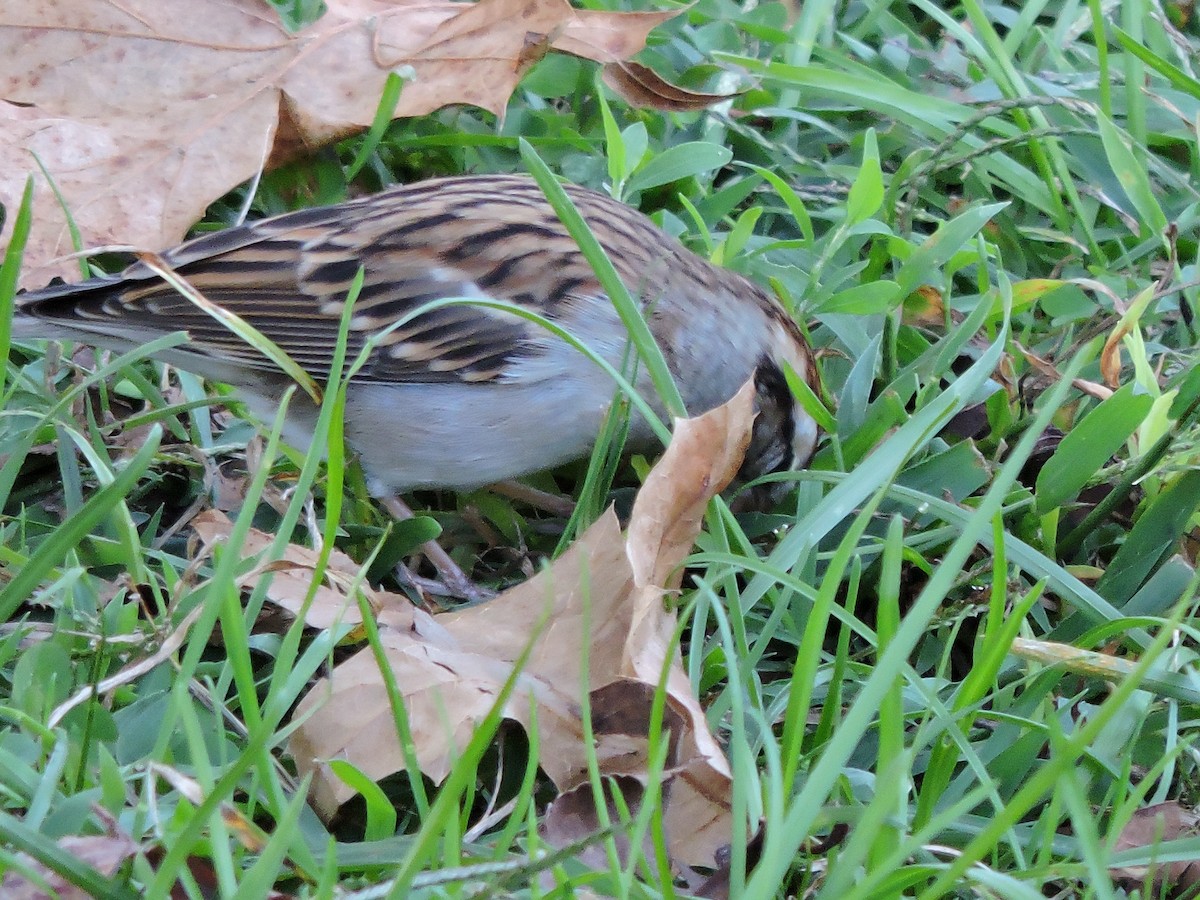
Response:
[[13, 174, 819, 502]]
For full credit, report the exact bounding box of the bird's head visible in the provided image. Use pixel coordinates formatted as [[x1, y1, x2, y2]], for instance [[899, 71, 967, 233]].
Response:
[[734, 317, 820, 511]]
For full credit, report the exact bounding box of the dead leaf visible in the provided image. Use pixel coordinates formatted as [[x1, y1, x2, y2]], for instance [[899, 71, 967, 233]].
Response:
[[191, 508, 380, 631], [289, 381, 758, 869], [212, 464, 253, 513], [1015, 341, 1113, 401], [691, 827, 766, 900], [1, 834, 138, 900], [516, 28, 560, 72], [141, 846, 295, 900], [1111, 801, 1200, 895], [541, 775, 654, 872], [901, 285, 944, 326], [1010, 637, 1144, 682], [600, 61, 736, 111], [1, 0, 677, 287], [1100, 323, 1132, 389]]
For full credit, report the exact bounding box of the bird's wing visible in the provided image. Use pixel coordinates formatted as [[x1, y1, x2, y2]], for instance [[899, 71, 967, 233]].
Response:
[[18, 177, 675, 385]]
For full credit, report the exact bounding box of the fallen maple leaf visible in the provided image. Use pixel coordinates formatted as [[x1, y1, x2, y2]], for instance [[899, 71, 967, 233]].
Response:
[[0, 0, 676, 287], [288, 381, 756, 870], [191, 508, 380, 631], [601, 61, 737, 111], [1111, 800, 1200, 895]]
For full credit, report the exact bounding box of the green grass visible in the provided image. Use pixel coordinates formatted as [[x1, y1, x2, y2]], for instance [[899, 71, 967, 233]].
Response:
[[5, 0, 1200, 896]]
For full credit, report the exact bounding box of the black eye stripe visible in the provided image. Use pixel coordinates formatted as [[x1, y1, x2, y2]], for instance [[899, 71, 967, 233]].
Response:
[[752, 355, 796, 475]]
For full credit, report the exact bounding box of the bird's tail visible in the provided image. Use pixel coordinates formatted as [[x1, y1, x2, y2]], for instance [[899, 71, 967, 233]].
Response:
[[9, 276, 122, 340]]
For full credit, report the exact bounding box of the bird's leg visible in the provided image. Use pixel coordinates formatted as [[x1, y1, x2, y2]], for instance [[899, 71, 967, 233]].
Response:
[[378, 495, 493, 603], [487, 480, 576, 517]]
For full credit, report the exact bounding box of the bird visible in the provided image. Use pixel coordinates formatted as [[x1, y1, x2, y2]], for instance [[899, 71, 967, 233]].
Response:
[[11, 174, 820, 593]]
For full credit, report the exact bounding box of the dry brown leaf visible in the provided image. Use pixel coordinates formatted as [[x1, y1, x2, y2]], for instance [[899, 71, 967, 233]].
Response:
[[1100, 328, 1128, 389], [600, 61, 736, 111], [191, 508, 379, 630], [289, 380, 757, 869], [541, 775, 655, 871], [1009, 637, 1145, 683], [1015, 341, 1113, 401], [1100, 318, 1140, 389], [1111, 801, 1200, 894], [1, 0, 676, 287], [212, 466, 254, 513], [901, 285, 944, 326], [142, 845, 295, 900], [1, 834, 138, 900]]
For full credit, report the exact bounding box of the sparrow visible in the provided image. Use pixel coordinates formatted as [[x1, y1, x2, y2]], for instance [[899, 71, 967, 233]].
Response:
[[12, 174, 819, 516]]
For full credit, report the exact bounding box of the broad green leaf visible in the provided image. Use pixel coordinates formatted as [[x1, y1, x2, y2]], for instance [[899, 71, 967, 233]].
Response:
[[716, 206, 762, 264], [1123, 556, 1196, 618], [1139, 389, 1176, 448], [840, 390, 906, 468], [815, 281, 903, 316], [845, 129, 883, 225], [896, 441, 989, 508], [1035, 384, 1154, 515], [1097, 112, 1169, 241], [747, 164, 814, 244], [329, 760, 398, 842], [836, 331, 882, 437], [994, 278, 1069, 321], [626, 142, 734, 193], [362, 516, 444, 581], [597, 88, 626, 188], [894, 203, 1008, 295], [784, 362, 836, 434], [1097, 469, 1200, 604], [1169, 364, 1200, 419], [12, 641, 72, 720], [620, 122, 649, 179]]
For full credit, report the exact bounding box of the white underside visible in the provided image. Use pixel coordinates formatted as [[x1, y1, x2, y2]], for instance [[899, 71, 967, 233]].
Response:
[[242, 368, 657, 494], [233, 331, 665, 493]]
